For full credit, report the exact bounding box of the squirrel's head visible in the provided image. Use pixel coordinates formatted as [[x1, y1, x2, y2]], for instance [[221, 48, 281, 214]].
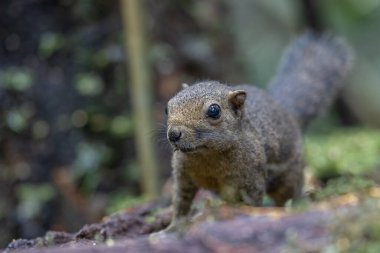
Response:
[[166, 81, 246, 154]]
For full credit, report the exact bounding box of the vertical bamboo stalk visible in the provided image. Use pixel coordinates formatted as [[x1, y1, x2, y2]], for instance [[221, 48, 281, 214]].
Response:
[[121, 0, 159, 199]]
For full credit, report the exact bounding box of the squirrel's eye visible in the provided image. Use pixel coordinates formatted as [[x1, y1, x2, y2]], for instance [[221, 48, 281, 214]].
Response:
[[206, 104, 221, 119], [165, 106, 168, 115]]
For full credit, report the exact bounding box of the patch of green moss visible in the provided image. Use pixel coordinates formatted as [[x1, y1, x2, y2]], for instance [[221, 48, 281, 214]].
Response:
[[306, 128, 380, 180], [106, 193, 145, 215], [315, 176, 375, 201]]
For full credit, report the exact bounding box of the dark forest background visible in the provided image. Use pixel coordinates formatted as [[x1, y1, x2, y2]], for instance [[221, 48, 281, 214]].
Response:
[[1, 0, 380, 248]]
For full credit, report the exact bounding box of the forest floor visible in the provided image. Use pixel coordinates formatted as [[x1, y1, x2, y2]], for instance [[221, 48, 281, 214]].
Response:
[[3, 183, 380, 253]]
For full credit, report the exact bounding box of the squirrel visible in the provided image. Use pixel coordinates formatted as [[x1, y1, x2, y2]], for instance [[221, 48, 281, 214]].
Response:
[[164, 32, 352, 231]]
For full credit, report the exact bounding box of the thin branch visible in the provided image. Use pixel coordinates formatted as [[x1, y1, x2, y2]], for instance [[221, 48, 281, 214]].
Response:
[[121, 0, 160, 200]]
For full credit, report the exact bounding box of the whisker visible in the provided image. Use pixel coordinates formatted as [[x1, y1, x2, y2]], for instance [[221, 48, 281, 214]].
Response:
[[149, 123, 168, 141], [149, 122, 171, 151], [195, 129, 226, 143], [156, 137, 172, 151]]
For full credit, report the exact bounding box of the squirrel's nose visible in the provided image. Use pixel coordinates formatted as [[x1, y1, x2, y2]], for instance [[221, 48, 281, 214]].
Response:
[[168, 129, 182, 142]]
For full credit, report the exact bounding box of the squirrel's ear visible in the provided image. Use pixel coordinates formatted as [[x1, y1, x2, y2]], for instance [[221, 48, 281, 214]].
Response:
[[182, 83, 189, 89], [228, 90, 246, 111]]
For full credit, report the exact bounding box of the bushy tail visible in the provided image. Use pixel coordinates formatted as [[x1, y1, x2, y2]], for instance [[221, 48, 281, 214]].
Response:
[[269, 31, 353, 130]]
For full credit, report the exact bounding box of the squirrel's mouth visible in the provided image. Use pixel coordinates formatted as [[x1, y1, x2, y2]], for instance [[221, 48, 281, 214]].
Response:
[[175, 145, 207, 153]]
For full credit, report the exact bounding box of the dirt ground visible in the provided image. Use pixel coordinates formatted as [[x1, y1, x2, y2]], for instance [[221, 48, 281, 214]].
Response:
[[4, 187, 380, 253]]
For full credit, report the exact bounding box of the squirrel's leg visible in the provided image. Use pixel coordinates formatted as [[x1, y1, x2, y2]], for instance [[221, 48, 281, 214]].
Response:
[[266, 154, 304, 206], [166, 169, 198, 232], [149, 171, 197, 240], [221, 172, 265, 206], [240, 173, 266, 206]]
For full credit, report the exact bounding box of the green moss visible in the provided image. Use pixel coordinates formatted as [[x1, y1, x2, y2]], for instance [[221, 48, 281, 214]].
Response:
[[306, 128, 380, 179], [106, 193, 145, 215], [144, 215, 157, 225], [315, 176, 375, 201]]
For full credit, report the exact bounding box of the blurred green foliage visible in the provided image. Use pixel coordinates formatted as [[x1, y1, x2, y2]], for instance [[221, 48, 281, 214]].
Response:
[[0, 0, 142, 246], [16, 184, 56, 221], [75, 73, 104, 97], [39, 33, 65, 58], [109, 116, 134, 137], [73, 142, 112, 194], [0, 68, 34, 91], [6, 109, 29, 133]]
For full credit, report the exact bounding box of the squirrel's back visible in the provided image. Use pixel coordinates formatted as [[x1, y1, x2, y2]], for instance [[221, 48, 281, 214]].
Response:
[[269, 32, 353, 129]]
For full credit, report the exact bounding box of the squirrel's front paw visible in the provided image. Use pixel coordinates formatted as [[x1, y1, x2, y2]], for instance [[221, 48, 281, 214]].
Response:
[[149, 230, 172, 242], [149, 225, 180, 242], [149, 219, 188, 242]]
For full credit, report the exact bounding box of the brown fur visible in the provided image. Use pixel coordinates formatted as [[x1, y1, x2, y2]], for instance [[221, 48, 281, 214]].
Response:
[[164, 32, 352, 230]]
